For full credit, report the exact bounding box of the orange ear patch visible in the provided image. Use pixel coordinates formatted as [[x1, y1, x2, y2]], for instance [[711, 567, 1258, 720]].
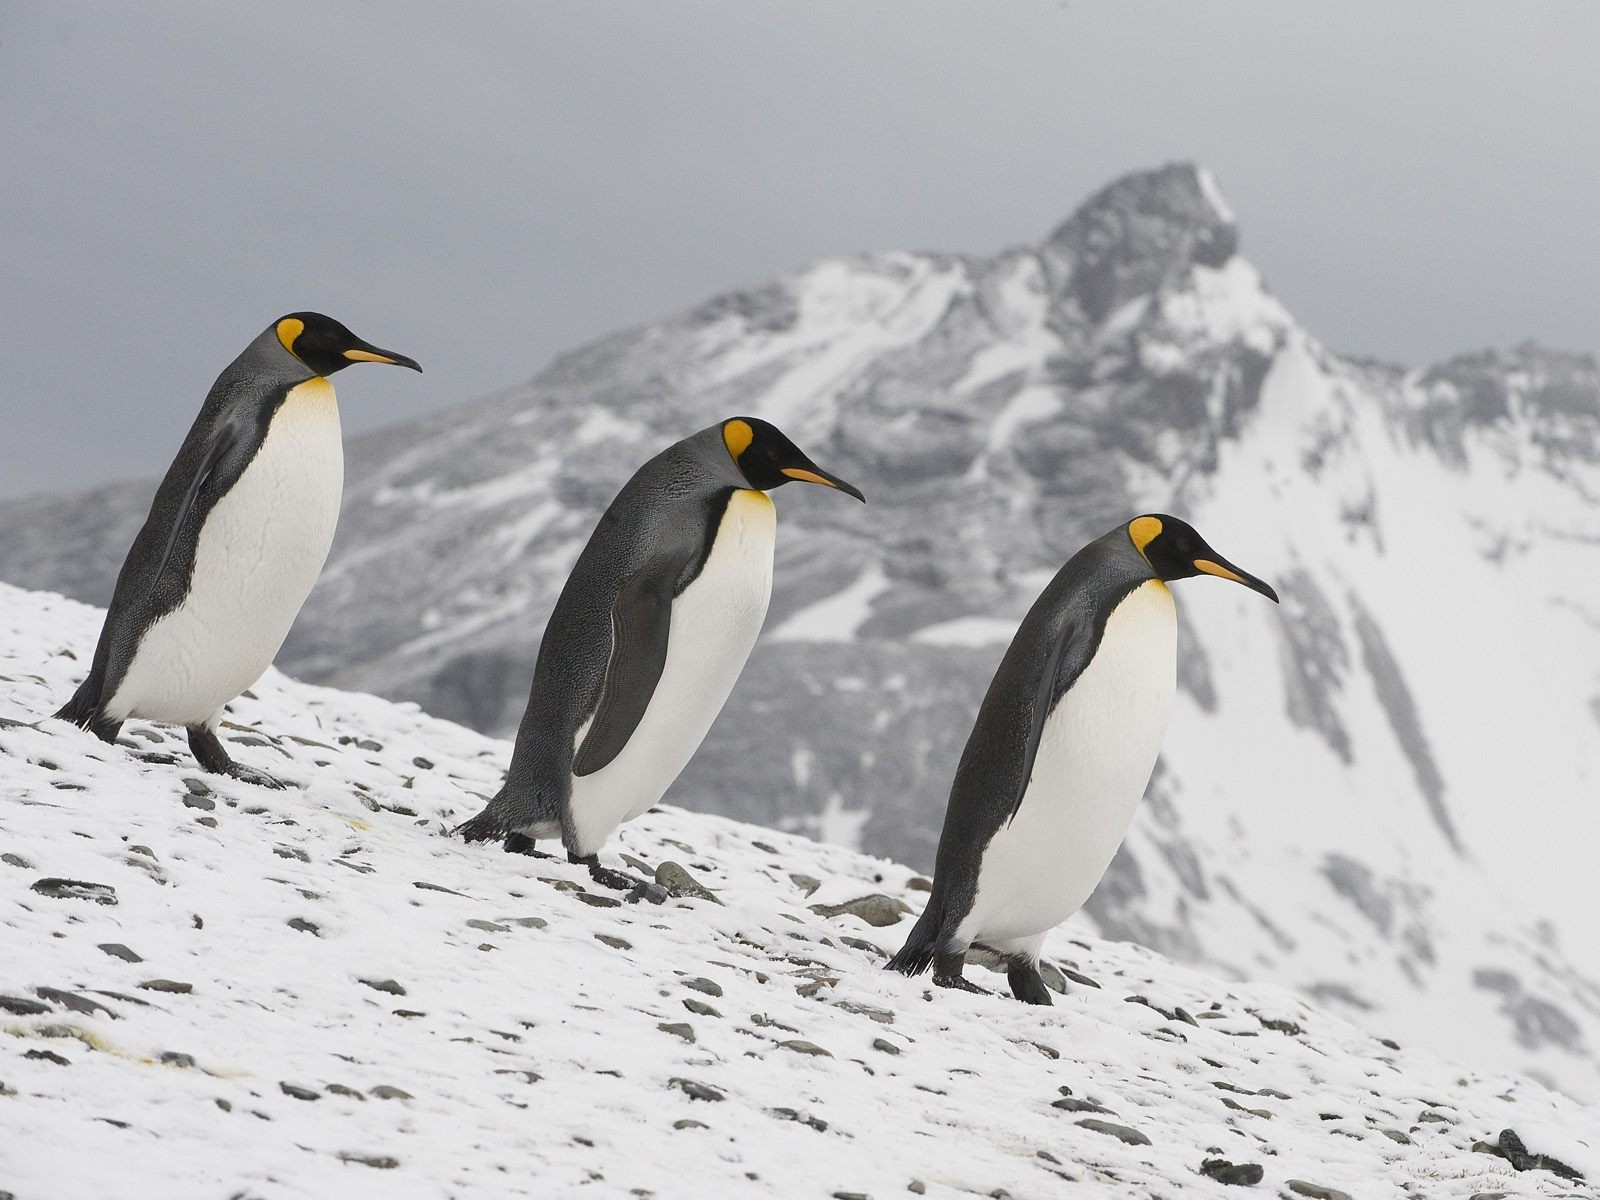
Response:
[[723, 419, 755, 461], [1129, 515, 1163, 556], [276, 317, 305, 356]]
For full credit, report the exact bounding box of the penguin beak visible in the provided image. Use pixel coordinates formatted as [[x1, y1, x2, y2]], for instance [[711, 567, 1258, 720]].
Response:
[[343, 341, 423, 372], [780, 464, 866, 503], [1193, 556, 1279, 603]]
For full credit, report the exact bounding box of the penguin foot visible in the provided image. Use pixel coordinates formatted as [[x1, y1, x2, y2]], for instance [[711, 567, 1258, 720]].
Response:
[[933, 972, 990, 996], [218, 762, 291, 790], [1007, 963, 1055, 1006], [187, 726, 288, 789], [569, 852, 650, 896], [504, 833, 544, 856]]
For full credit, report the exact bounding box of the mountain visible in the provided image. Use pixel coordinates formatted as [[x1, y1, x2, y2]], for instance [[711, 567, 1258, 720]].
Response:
[[3, 164, 1600, 1101], [1, 582, 1595, 1198]]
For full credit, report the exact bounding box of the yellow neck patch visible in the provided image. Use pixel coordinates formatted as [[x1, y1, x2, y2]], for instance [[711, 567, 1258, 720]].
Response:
[[276, 317, 305, 357], [723, 419, 755, 461], [1128, 515, 1163, 558]]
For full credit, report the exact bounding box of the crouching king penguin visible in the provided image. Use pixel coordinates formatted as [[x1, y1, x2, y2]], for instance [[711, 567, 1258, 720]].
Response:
[[887, 515, 1277, 1003], [457, 417, 864, 890], [52, 313, 421, 785]]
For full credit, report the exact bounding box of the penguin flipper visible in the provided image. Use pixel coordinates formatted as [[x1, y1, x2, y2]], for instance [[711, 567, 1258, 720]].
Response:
[[571, 562, 680, 777], [147, 420, 245, 595]]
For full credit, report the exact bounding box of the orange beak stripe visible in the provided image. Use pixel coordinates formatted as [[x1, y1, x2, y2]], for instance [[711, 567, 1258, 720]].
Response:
[[1193, 559, 1246, 584], [781, 467, 838, 488]]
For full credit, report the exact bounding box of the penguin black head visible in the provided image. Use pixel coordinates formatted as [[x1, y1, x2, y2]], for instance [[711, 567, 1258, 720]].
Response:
[[721, 417, 866, 502], [274, 313, 422, 377], [1127, 514, 1279, 602]]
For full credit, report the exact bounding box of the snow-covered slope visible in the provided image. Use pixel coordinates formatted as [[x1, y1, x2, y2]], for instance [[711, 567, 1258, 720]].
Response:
[[2, 583, 1596, 1199], [3, 164, 1600, 1102]]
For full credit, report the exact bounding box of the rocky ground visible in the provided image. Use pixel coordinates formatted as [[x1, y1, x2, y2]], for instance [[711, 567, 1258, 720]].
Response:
[[1, 584, 1596, 1198]]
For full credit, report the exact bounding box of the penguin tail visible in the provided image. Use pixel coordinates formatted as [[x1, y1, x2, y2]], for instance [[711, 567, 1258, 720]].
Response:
[[455, 803, 507, 844], [885, 901, 942, 977], [53, 677, 121, 744]]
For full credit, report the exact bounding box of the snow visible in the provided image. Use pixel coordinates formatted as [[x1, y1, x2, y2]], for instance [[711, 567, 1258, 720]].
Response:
[[767, 563, 889, 643], [3, 583, 1598, 1199]]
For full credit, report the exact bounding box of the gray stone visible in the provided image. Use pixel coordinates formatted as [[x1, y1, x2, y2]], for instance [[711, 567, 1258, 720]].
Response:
[[279, 1082, 320, 1100], [30, 878, 116, 904], [97, 943, 143, 962], [657, 1022, 696, 1044], [656, 862, 722, 904], [1075, 1119, 1150, 1146], [778, 1040, 832, 1057], [137, 979, 193, 995], [359, 978, 406, 996], [809, 894, 912, 927], [668, 1077, 724, 1102]]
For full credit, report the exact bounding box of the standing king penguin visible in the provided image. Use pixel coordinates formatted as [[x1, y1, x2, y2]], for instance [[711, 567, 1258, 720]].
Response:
[[458, 417, 864, 889], [52, 313, 420, 786], [887, 515, 1277, 1003]]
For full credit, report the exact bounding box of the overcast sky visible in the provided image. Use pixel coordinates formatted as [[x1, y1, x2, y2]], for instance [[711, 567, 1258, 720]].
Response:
[[3, 1, 1597, 498]]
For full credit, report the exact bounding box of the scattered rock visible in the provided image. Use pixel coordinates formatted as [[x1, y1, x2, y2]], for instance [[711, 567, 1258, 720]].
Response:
[[656, 862, 722, 904], [1381, 1128, 1411, 1145], [337, 1153, 399, 1169], [1075, 1119, 1150, 1146], [831, 999, 893, 1024], [789, 873, 822, 895], [30, 878, 116, 904], [1051, 1096, 1111, 1115], [287, 918, 320, 936], [673, 1118, 708, 1130], [0, 995, 50, 1016], [369, 1085, 413, 1100], [574, 893, 622, 909], [778, 1040, 831, 1058], [24, 1049, 70, 1066], [326, 1083, 365, 1100], [657, 1022, 696, 1044], [280, 1082, 320, 1101], [682, 998, 721, 1018], [1286, 1183, 1354, 1200], [1200, 1158, 1264, 1185], [413, 881, 470, 897], [770, 1106, 827, 1132], [412, 756, 434, 769], [1061, 966, 1101, 989], [668, 1077, 724, 1102], [840, 937, 887, 959], [38, 987, 117, 1018], [596, 934, 632, 950], [159, 1052, 196, 1069], [907, 875, 933, 892], [872, 1038, 902, 1056], [359, 979, 407, 996], [272, 844, 308, 860], [138, 979, 192, 994], [1470, 1128, 1584, 1181], [809, 894, 911, 927], [182, 794, 216, 811], [684, 977, 723, 998], [2, 852, 34, 869], [97, 943, 143, 962], [500, 916, 549, 929]]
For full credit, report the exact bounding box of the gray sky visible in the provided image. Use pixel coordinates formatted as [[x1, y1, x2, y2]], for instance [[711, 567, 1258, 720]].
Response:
[[3, 1, 1597, 498]]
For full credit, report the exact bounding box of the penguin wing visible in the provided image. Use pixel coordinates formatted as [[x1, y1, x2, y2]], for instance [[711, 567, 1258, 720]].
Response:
[[1000, 610, 1096, 827], [146, 419, 248, 592], [570, 556, 684, 777]]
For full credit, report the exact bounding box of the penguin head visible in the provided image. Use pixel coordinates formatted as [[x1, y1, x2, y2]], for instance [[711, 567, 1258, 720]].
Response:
[[720, 417, 866, 502], [273, 313, 422, 376], [1127, 514, 1279, 602]]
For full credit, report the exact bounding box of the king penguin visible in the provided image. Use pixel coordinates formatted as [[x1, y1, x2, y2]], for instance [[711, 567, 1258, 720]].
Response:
[[52, 313, 421, 786], [457, 417, 864, 890], [887, 514, 1278, 1003]]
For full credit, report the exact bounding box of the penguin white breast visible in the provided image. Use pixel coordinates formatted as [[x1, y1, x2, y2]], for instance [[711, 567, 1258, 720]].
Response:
[[958, 579, 1177, 951], [108, 379, 344, 726], [566, 489, 776, 854]]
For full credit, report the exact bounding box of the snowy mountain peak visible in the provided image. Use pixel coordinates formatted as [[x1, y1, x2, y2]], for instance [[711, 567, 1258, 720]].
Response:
[[1042, 162, 1242, 325]]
